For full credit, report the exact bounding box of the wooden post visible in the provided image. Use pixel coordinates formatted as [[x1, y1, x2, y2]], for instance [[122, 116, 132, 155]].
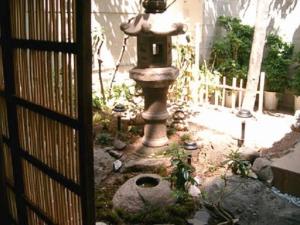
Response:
[[238, 79, 244, 109], [258, 72, 265, 113], [195, 23, 201, 70], [232, 78, 237, 111], [222, 77, 226, 107], [205, 75, 209, 104]]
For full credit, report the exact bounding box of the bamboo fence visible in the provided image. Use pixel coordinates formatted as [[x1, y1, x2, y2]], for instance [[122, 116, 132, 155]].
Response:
[[0, 0, 88, 224]]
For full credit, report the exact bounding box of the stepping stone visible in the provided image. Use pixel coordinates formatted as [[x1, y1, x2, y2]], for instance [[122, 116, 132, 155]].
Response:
[[271, 142, 300, 197]]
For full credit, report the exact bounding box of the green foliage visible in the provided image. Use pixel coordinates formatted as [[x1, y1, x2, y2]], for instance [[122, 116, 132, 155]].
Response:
[[291, 70, 300, 96], [210, 16, 254, 84], [95, 132, 113, 146], [180, 133, 192, 143], [116, 194, 197, 225], [263, 33, 294, 93], [290, 51, 300, 96], [223, 148, 251, 177], [170, 36, 195, 102], [165, 143, 196, 198]]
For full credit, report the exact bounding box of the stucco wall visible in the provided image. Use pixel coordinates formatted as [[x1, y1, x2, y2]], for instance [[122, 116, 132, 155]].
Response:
[[201, 0, 300, 61], [92, 0, 203, 70], [92, 0, 300, 70]]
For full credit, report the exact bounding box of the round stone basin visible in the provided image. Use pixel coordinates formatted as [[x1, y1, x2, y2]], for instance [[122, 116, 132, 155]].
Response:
[[136, 176, 159, 188], [113, 174, 176, 213]]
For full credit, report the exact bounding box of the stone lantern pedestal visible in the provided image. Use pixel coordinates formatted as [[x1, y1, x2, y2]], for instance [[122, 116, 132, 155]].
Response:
[[120, 0, 187, 147]]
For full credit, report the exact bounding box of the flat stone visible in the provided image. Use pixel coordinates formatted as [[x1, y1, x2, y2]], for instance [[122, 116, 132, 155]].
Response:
[[239, 146, 260, 162], [122, 158, 171, 173], [113, 139, 127, 150], [113, 174, 176, 214], [94, 147, 114, 186], [272, 142, 300, 197], [188, 209, 210, 225], [108, 150, 124, 159], [96, 223, 107, 225]]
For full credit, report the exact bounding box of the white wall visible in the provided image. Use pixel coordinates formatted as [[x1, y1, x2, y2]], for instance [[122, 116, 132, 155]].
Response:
[[201, 0, 300, 61], [92, 0, 300, 70], [92, 0, 203, 70]]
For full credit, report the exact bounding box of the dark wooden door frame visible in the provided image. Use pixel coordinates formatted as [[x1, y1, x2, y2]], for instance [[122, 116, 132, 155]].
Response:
[[0, 0, 95, 224]]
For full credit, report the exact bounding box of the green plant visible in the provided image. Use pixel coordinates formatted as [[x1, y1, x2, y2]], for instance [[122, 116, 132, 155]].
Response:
[[180, 133, 192, 143], [170, 36, 195, 102], [210, 16, 254, 85], [291, 70, 300, 96], [165, 143, 196, 199], [223, 148, 251, 177], [95, 132, 113, 146], [263, 33, 294, 93]]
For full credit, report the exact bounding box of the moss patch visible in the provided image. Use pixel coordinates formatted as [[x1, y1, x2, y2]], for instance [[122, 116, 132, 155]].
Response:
[[95, 173, 200, 225]]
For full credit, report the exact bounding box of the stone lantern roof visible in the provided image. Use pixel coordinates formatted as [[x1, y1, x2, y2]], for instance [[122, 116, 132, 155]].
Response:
[[120, 13, 187, 37]]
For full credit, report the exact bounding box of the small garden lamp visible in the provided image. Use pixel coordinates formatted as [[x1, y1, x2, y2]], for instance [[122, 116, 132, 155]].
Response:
[[113, 104, 126, 135], [183, 141, 199, 165], [236, 109, 253, 147]]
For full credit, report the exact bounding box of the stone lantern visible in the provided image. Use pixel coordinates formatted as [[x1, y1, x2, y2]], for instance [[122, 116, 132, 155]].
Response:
[[120, 0, 187, 147]]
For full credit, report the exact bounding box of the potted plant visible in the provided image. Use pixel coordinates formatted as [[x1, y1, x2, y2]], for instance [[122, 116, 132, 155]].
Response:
[[262, 34, 294, 110]]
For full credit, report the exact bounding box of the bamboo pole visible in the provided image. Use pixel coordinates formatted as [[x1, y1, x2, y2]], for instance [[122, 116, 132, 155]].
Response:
[[232, 78, 237, 110], [222, 77, 226, 107], [238, 79, 244, 109]]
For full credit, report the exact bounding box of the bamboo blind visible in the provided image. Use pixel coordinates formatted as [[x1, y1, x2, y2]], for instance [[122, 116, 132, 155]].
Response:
[[2, 143, 14, 184], [17, 107, 80, 182], [6, 188, 18, 223], [1, 0, 93, 224], [23, 160, 82, 225], [14, 49, 78, 118], [27, 209, 47, 225], [10, 0, 75, 42], [0, 47, 4, 90], [0, 97, 9, 138]]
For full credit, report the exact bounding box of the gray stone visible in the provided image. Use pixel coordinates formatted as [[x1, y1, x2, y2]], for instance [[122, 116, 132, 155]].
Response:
[[252, 157, 273, 183], [96, 223, 107, 225], [113, 160, 123, 172], [202, 175, 300, 225], [291, 110, 300, 132], [122, 158, 171, 173], [94, 147, 114, 186], [113, 139, 127, 150], [108, 150, 124, 159], [188, 184, 201, 198], [239, 146, 260, 163], [113, 174, 176, 214], [188, 209, 210, 225]]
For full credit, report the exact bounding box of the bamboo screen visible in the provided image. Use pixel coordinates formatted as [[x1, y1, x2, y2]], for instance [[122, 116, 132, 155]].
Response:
[[0, 0, 94, 225]]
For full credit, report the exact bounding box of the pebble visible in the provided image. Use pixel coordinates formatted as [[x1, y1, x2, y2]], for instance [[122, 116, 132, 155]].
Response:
[[113, 160, 123, 172]]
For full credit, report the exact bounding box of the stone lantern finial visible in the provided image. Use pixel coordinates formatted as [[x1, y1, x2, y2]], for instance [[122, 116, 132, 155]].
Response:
[[142, 0, 167, 13]]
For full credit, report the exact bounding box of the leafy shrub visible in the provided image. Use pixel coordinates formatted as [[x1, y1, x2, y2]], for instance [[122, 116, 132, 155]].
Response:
[[223, 148, 251, 177], [210, 16, 254, 85], [165, 143, 196, 199], [262, 33, 294, 93]]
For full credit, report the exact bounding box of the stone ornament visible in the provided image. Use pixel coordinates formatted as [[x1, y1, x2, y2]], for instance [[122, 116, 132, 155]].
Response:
[[120, 0, 187, 147]]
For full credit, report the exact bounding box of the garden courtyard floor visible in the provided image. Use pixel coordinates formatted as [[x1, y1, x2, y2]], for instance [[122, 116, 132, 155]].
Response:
[[94, 104, 300, 225]]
